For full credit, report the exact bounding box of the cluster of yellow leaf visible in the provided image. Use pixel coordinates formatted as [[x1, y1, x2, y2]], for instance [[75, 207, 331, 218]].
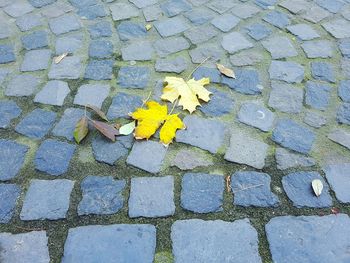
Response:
[[130, 101, 185, 146]]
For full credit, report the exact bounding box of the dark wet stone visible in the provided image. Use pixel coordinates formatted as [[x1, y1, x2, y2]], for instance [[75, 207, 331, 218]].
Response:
[[287, 24, 320, 40], [21, 49, 51, 72], [263, 11, 290, 29], [154, 17, 189, 37], [221, 32, 253, 54], [107, 93, 142, 119], [269, 61, 304, 83], [88, 40, 113, 59], [323, 163, 350, 203], [172, 219, 262, 263], [301, 40, 333, 58], [0, 100, 21, 128], [276, 148, 315, 170], [49, 14, 81, 35], [85, 59, 114, 80], [49, 56, 82, 79], [311, 62, 335, 83], [0, 44, 15, 64], [272, 119, 315, 154], [88, 21, 112, 39], [15, 109, 56, 139], [117, 66, 150, 89], [200, 88, 234, 117], [266, 214, 350, 263], [92, 135, 132, 165], [78, 176, 126, 215], [262, 36, 298, 59], [127, 141, 167, 173], [181, 173, 224, 213], [246, 23, 271, 40], [0, 184, 20, 223], [337, 103, 350, 125], [282, 172, 332, 208], [117, 21, 147, 41], [303, 111, 327, 128], [161, 0, 192, 17], [339, 80, 350, 102], [34, 80, 70, 106], [129, 176, 175, 217], [193, 67, 221, 83], [20, 179, 74, 220], [62, 224, 156, 263], [211, 13, 240, 32], [268, 82, 303, 113], [231, 171, 279, 207], [305, 81, 331, 110], [176, 116, 225, 153], [35, 139, 76, 176], [328, 129, 350, 151], [28, 0, 56, 7], [222, 69, 262, 95], [154, 36, 190, 57], [0, 140, 28, 181], [0, 231, 49, 262], [55, 33, 83, 54], [5, 74, 41, 97]]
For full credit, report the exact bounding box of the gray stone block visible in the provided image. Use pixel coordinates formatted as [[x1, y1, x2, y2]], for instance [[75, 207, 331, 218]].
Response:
[[55, 33, 83, 54], [222, 69, 262, 95], [262, 36, 298, 59], [263, 11, 290, 29], [48, 56, 82, 79], [161, 0, 192, 17], [211, 13, 240, 32], [34, 80, 70, 106], [269, 60, 304, 83], [154, 17, 189, 37], [301, 40, 333, 58], [171, 149, 213, 170], [88, 40, 113, 59], [117, 66, 150, 89], [155, 57, 188, 73], [154, 36, 190, 57], [5, 74, 41, 97], [16, 13, 42, 31], [221, 32, 253, 54], [0, 100, 21, 128], [184, 25, 218, 45], [49, 14, 81, 35], [200, 88, 234, 117], [268, 82, 303, 113], [21, 49, 51, 71], [84, 59, 114, 80], [323, 164, 350, 203], [303, 111, 327, 128], [107, 93, 142, 119], [121, 41, 154, 61], [52, 108, 87, 140], [246, 23, 271, 40], [287, 24, 320, 40], [275, 148, 315, 170], [0, 184, 20, 223], [328, 129, 350, 150], [0, 44, 15, 64], [3, 1, 34, 17], [305, 81, 331, 110], [117, 21, 147, 41], [110, 3, 139, 21], [21, 30, 48, 50], [322, 19, 350, 39], [74, 84, 110, 109]]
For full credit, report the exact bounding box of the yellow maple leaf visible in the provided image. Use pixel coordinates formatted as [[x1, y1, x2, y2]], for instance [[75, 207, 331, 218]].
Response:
[[161, 76, 211, 113], [130, 101, 185, 145]]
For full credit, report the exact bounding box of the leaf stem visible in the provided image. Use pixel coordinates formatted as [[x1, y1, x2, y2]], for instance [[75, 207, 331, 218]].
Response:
[[169, 99, 178, 115], [186, 56, 211, 80], [141, 91, 152, 108]]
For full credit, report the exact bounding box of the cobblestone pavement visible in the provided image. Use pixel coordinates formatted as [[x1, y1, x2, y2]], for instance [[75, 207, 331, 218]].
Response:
[[1, 0, 350, 262]]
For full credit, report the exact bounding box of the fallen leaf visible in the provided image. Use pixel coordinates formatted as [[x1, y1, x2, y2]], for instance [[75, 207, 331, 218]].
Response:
[[216, 63, 235, 78], [162, 76, 211, 113], [119, 121, 136, 135], [74, 116, 88, 144], [54, 52, 68, 64], [130, 101, 185, 145], [92, 120, 119, 141], [312, 179, 323, 197], [86, 104, 108, 121], [145, 24, 152, 31], [331, 207, 340, 215]]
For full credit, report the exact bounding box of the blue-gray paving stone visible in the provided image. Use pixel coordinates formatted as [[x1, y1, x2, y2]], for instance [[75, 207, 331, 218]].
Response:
[[211, 13, 240, 32], [52, 108, 88, 140], [110, 3, 139, 21], [237, 102, 275, 132], [21, 49, 51, 72], [246, 23, 271, 40], [184, 7, 215, 25], [49, 56, 82, 79], [256, 0, 276, 9], [88, 40, 113, 59], [268, 82, 303, 113], [69, 0, 97, 8], [88, 21, 112, 39], [231, 3, 260, 19], [117, 21, 147, 41], [222, 69, 262, 95], [121, 41, 154, 61], [262, 36, 298, 59], [0, 44, 15, 64], [0, 140, 28, 181], [172, 219, 262, 263], [127, 141, 167, 173], [143, 4, 163, 21], [35, 139, 76, 176], [0, 231, 50, 262], [154, 36, 190, 57], [62, 224, 156, 263], [3, 1, 34, 18], [85, 59, 114, 80], [0, 184, 20, 223], [155, 57, 188, 73], [129, 176, 175, 218], [316, 0, 344, 13], [0, 68, 10, 84], [323, 164, 350, 203], [305, 81, 331, 110], [311, 62, 335, 83], [287, 24, 320, 40], [200, 88, 234, 117], [328, 129, 350, 150], [266, 214, 350, 263], [176, 116, 225, 154], [92, 135, 131, 165], [130, 0, 157, 8], [77, 4, 106, 20], [231, 171, 279, 207], [0, 100, 21, 128], [302, 4, 330, 23], [184, 24, 218, 45], [74, 84, 110, 109], [15, 109, 56, 139], [269, 61, 304, 83], [34, 80, 70, 106], [20, 179, 74, 220], [189, 44, 223, 63], [339, 80, 350, 102], [337, 103, 350, 125], [301, 40, 333, 58], [343, 58, 350, 78], [304, 111, 327, 128], [263, 11, 290, 29], [276, 147, 316, 170], [193, 67, 221, 83], [161, 0, 192, 17], [282, 172, 332, 208], [55, 33, 83, 54], [78, 176, 125, 216], [107, 93, 142, 119], [5, 74, 41, 97], [16, 13, 42, 31], [49, 14, 81, 35], [28, 0, 56, 7], [117, 66, 150, 89], [322, 19, 350, 39], [21, 31, 48, 50], [154, 17, 189, 37], [206, 0, 235, 14], [272, 119, 315, 154], [181, 173, 224, 213], [221, 32, 253, 54], [339, 39, 350, 58]]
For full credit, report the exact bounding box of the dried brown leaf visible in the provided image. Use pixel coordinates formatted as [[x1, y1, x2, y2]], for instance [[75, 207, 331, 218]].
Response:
[[74, 116, 88, 144], [92, 120, 119, 141], [216, 63, 235, 78], [86, 104, 108, 121]]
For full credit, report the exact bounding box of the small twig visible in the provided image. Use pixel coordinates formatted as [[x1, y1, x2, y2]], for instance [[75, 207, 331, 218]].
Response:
[[186, 56, 211, 80], [233, 184, 264, 193], [226, 176, 231, 193], [169, 99, 178, 115], [141, 91, 152, 108]]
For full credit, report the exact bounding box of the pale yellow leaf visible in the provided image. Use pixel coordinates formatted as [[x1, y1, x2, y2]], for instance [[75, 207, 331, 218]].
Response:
[[312, 179, 323, 197], [145, 24, 152, 31], [216, 63, 235, 78], [119, 121, 136, 135]]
